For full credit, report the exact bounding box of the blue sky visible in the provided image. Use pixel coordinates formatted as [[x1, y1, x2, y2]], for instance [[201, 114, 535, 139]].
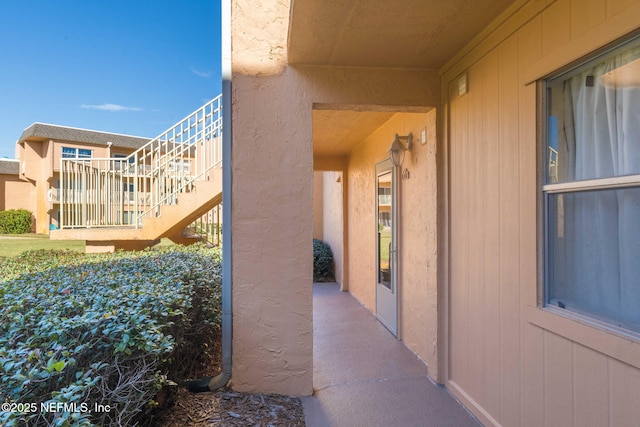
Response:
[[0, 0, 221, 158]]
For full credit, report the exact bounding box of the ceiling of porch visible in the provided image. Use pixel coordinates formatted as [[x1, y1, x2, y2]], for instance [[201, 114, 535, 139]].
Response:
[[288, 0, 514, 69], [313, 110, 396, 156], [299, 0, 514, 158]]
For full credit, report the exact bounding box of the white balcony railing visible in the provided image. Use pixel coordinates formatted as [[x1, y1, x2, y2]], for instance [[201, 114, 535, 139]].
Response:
[[378, 194, 391, 206], [47, 188, 60, 203], [548, 146, 559, 183]]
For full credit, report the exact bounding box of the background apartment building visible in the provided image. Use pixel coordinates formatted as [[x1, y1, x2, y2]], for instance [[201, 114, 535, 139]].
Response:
[[14, 123, 150, 234], [0, 158, 33, 216]]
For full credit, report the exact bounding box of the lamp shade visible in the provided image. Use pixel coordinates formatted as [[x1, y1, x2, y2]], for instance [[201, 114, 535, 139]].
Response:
[[388, 135, 406, 167]]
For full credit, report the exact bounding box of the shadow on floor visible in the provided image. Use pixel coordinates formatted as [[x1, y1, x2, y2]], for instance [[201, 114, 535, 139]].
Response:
[[301, 282, 481, 427]]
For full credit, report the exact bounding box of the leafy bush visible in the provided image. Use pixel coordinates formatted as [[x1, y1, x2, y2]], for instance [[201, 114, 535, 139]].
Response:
[[0, 209, 32, 234], [313, 239, 335, 282], [0, 245, 221, 426]]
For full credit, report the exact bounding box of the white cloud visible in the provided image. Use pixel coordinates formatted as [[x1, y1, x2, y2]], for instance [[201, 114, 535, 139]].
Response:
[[81, 104, 142, 112], [191, 68, 212, 78]]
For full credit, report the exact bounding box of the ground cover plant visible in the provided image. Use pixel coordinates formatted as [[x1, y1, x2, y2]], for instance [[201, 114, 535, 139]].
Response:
[[0, 245, 222, 427]]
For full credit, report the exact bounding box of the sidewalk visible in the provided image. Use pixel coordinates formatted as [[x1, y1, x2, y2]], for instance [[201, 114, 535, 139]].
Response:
[[301, 283, 481, 427]]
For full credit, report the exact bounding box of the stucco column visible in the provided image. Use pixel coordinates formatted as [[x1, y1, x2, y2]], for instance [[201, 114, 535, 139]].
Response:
[[230, 73, 314, 395], [230, 0, 313, 396]]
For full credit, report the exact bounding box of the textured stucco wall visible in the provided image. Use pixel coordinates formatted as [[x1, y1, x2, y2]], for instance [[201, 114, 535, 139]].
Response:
[[347, 112, 439, 375], [399, 109, 438, 370], [312, 171, 323, 240], [322, 171, 343, 285], [347, 128, 385, 312], [0, 175, 34, 212], [19, 141, 42, 231], [231, 67, 439, 394], [231, 0, 439, 395], [20, 140, 43, 183], [231, 71, 315, 395], [20, 140, 50, 234]]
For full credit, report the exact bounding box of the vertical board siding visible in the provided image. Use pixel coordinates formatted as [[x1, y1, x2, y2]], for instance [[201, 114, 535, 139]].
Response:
[[571, 0, 606, 38], [607, 0, 639, 17], [481, 48, 502, 419], [498, 34, 521, 427], [467, 57, 485, 401], [520, 324, 545, 427], [446, 0, 640, 425], [573, 344, 609, 426], [518, 14, 545, 427], [609, 359, 640, 426], [541, 0, 571, 56], [449, 79, 470, 391], [543, 331, 574, 427]]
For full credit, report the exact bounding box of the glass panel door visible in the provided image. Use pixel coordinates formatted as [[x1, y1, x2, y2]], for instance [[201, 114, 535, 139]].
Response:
[[376, 159, 398, 336]]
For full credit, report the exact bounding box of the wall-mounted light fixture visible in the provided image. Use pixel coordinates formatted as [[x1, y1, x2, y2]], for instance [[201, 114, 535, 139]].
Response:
[[388, 133, 413, 167]]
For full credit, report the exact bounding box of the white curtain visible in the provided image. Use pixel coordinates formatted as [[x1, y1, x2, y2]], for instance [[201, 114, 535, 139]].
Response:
[[556, 47, 640, 327]]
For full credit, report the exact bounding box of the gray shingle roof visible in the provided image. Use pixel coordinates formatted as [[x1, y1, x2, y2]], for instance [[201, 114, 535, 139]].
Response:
[[18, 123, 151, 150], [0, 159, 19, 175]]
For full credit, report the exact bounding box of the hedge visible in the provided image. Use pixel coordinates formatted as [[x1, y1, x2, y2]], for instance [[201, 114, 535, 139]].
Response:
[[0, 245, 221, 426], [0, 209, 32, 234], [313, 239, 335, 282]]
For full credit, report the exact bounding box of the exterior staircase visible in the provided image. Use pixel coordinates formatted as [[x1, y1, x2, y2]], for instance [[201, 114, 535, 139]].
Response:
[[51, 96, 223, 253]]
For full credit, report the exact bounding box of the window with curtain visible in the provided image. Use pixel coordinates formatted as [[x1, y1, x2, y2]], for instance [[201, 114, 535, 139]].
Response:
[[544, 36, 640, 332]]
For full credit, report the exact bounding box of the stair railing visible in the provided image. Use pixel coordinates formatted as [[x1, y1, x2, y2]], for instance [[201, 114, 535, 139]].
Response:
[[183, 202, 223, 247], [59, 95, 222, 229]]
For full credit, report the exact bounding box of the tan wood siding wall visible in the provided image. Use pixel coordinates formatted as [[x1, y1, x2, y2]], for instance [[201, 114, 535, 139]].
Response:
[[444, 0, 640, 425]]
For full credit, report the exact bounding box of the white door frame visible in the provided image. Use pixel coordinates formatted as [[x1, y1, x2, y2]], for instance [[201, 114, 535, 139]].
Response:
[[375, 159, 398, 336]]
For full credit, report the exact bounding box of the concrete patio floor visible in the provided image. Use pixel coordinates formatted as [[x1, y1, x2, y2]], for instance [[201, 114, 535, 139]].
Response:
[[301, 282, 481, 427]]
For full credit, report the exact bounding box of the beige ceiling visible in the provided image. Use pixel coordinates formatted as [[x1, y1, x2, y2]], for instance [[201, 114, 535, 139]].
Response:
[[288, 0, 514, 69], [313, 110, 397, 156], [300, 0, 513, 157]]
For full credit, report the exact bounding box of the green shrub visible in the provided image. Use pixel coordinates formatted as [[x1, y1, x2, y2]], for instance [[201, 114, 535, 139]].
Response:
[[0, 209, 32, 234], [313, 239, 335, 282], [0, 245, 221, 426]]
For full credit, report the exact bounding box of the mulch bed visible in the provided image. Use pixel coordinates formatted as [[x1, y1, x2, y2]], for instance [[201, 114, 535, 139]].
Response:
[[149, 332, 306, 426], [152, 387, 306, 426]]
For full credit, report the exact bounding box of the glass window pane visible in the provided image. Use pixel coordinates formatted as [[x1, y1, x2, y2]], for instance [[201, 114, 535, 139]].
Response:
[[61, 147, 76, 158], [546, 38, 640, 184], [547, 187, 640, 331], [377, 171, 392, 289], [78, 149, 92, 158]]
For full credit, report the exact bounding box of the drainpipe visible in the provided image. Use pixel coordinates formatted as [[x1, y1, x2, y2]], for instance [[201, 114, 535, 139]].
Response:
[[186, 0, 232, 393]]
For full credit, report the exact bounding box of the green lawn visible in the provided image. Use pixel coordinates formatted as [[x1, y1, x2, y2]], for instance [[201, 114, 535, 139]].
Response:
[[0, 234, 85, 257]]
